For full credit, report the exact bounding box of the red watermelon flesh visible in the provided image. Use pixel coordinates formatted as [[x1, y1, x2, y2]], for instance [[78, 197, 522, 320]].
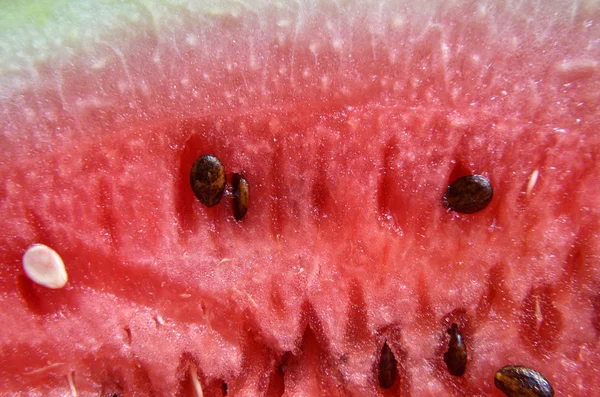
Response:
[[1, 1, 600, 396]]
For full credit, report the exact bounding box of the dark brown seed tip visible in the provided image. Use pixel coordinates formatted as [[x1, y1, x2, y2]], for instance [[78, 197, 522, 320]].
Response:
[[232, 173, 249, 221], [443, 174, 493, 214], [494, 365, 554, 397], [190, 154, 226, 207], [378, 341, 398, 389], [231, 174, 250, 221], [443, 323, 467, 377]]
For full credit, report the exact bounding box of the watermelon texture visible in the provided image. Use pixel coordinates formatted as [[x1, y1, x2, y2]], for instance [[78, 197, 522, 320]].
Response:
[[1, 0, 599, 396]]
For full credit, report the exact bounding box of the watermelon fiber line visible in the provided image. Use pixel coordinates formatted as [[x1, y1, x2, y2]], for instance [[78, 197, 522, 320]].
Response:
[[0, 0, 599, 396]]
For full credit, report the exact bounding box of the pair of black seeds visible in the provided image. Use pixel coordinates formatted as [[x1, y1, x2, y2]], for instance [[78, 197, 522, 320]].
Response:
[[190, 154, 249, 221], [379, 326, 554, 397], [378, 324, 467, 389], [442, 326, 554, 397]]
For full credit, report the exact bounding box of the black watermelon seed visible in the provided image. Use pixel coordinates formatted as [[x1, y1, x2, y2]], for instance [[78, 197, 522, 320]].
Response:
[[443, 174, 493, 214], [190, 154, 226, 207], [443, 323, 467, 377], [232, 173, 249, 221], [494, 366, 554, 397], [378, 340, 398, 389]]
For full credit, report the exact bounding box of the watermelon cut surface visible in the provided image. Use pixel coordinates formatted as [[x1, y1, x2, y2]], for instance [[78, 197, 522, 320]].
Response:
[[1, 1, 599, 396]]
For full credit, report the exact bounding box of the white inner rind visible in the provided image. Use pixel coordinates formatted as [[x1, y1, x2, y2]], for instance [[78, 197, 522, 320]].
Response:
[[22, 243, 68, 289]]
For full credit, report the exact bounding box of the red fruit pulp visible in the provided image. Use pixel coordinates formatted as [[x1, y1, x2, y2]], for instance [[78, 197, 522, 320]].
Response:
[[0, 1, 599, 396]]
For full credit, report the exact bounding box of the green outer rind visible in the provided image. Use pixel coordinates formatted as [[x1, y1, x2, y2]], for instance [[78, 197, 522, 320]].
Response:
[[0, 0, 268, 94]]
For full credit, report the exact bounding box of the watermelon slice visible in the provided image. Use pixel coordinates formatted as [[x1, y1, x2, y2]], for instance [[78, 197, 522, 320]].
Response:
[[1, 0, 599, 396]]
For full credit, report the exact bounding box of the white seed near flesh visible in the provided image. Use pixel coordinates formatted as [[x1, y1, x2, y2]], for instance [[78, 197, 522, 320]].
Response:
[[189, 364, 204, 397], [67, 371, 78, 397], [527, 169, 539, 196], [22, 244, 68, 289]]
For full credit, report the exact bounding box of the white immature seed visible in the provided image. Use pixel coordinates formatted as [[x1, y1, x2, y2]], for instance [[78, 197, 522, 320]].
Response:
[[22, 244, 68, 289], [527, 169, 539, 196], [67, 371, 77, 397], [189, 364, 204, 397]]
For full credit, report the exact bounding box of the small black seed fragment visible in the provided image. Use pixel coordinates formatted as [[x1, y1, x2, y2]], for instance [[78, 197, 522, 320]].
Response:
[[443, 323, 467, 376], [443, 174, 493, 214], [494, 366, 554, 397], [232, 173, 249, 221], [190, 154, 226, 207], [222, 380, 228, 395], [100, 380, 123, 397], [378, 340, 398, 389]]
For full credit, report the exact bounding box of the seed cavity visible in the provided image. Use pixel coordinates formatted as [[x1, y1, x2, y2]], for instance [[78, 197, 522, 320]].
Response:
[[494, 365, 554, 397], [443, 174, 493, 214], [190, 154, 226, 207], [443, 323, 467, 376], [22, 243, 68, 289], [378, 340, 398, 389], [232, 173, 249, 221]]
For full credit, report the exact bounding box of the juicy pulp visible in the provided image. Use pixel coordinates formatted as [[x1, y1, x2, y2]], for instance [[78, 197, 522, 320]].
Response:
[[1, 0, 599, 396]]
